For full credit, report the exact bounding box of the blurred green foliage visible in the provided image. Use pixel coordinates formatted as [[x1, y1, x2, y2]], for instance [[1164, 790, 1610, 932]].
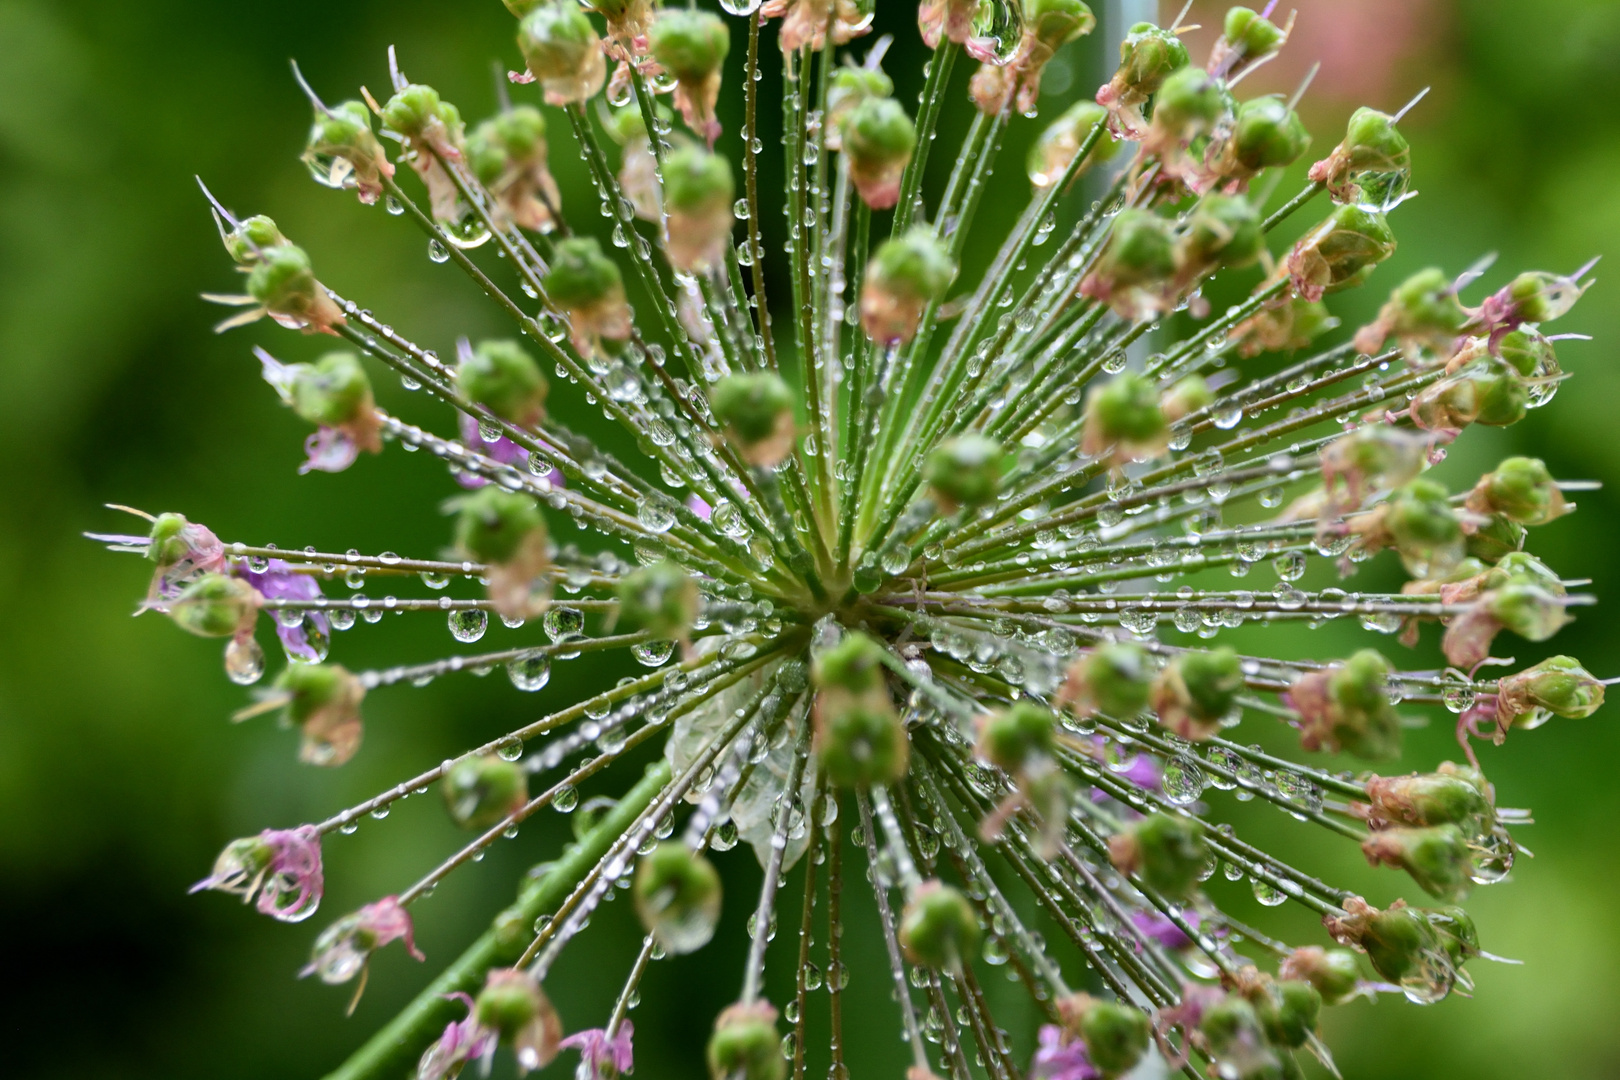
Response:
[[1, 1, 1618, 1077]]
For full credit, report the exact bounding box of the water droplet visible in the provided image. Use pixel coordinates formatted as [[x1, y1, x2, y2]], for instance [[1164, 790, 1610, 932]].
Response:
[[508, 652, 552, 691], [553, 785, 579, 812], [449, 609, 488, 642], [1162, 755, 1206, 805], [427, 238, 450, 263], [543, 607, 584, 642], [224, 636, 265, 685], [1251, 877, 1287, 906]]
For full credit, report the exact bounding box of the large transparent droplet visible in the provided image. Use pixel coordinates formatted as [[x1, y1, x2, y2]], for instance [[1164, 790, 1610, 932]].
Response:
[[449, 609, 488, 643], [224, 636, 265, 685]]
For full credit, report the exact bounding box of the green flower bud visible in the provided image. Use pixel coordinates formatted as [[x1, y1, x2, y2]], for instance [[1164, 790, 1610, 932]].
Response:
[[270, 661, 366, 765], [1178, 194, 1262, 272], [1108, 812, 1207, 899], [710, 372, 796, 468], [1112, 22, 1190, 100], [924, 434, 1007, 511], [1328, 106, 1410, 183], [452, 487, 547, 565], [1326, 648, 1401, 760], [304, 101, 394, 204], [1221, 6, 1287, 62], [862, 228, 955, 344], [147, 512, 209, 568], [467, 106, 547, 186], [1081, 371, 1168, 460], [1256, 980, 1321, 1049], [1496, 329, 1560, 381], [1028, 0, 1096, 47], [1357, 903, 1440, 986], [1151, 647, 1242, 741], [1232, 295, 1335, 356], [843, 97, 916, 210], [1226, 96, 1310, 177], [1280, 946, 1362, 1006], [1082, 209, 1180, 318], [1028, 100, 1121, 186], [1486, 580, 1570, 643], [1419, 358, 1529, 429], [827, 65, 895, 151], [457, 339, 547, 427], [1287, 203, 1397, 298], [1199, 996, 1279, 1078], [518, 2, 606, 104], [442, 754, 529, 830], [1364, 768, 1489, 830], [289, 351, 373, 430], [1482, 550, 1562, 592], [1463, 514, 1526, 564], [633, 841, 722, 954], [170, 573, 260, 638], [899, 880, 981, 968], [1500, 655, 1604, 723], [381, 83, 458, 142], [813, 632, 887, 694], [1362, 824, 1472, 901], [225, 214, 288, 265], [1060, 642, 1152, 719], [663, 145, 735, 271], [1466, 457, 1567, 526], [976, 701, 1056, 772], [1073, 997, 1151, 1075], [649, 10, 730, 82], [707, 1003, 784, 1080], [475, 969, 563, 1070], [544, 236, 625, 311], [815, 695, 908, 788], [1429, 904, 1480, 969], [1150, 66, 1229, 141], [1384, 478, 1463, 574], [247, 243, 342, 329], [1160, 374, 1213, 423], [615, 561, 700, 640]]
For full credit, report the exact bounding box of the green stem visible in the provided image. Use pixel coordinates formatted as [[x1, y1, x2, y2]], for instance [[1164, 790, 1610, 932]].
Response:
[[321, 761, 671, 1080]]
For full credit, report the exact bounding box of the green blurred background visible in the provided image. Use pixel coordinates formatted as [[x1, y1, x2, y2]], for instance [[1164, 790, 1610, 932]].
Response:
[[2, 1, 1618, 1077]]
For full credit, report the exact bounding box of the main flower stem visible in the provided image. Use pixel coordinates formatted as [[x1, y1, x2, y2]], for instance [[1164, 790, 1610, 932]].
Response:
[[320, 761, 671, 1080]]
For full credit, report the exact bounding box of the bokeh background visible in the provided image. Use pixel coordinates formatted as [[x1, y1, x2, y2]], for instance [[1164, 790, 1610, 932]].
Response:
[[3, 1, 1619, 1077]]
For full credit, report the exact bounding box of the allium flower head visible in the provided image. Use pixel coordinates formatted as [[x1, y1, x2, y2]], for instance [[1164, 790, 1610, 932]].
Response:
[[96, 3, 1607, 1078]]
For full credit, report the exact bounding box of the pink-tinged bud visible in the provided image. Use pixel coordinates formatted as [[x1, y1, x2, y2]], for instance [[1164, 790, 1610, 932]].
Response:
[[861, 228, 954, 345], [518, 3, 607, 106], [190, 824, 324, 922], [301, 895, 424, 986], [1031, 1022, 1101, 1080], [762, 0, 873, 54], [649, 10, 730, 146], [1443, 579, 1572, 669], [969, 0, 1096, 116], [543, 237, 632, 357], [303, 100, 395, 206], [1496, 655, 1605, 728], [918, 0, 977, 50], [1318, 425, 1426, 514], [662, 145, 735, 273], [380, 82, 467, 224], [1353, 267, 1470, 363], [1361, 763, 1491, 831], [1288, 649, 1402, 760], [1230, 293, 1336, 357], [476, 968, 564, 1072], [1150, 647, 1242, 740], [561, 1021, 636, 1080], [1362, 824, 1472, 901], [139, 512, 225, 601], [417, 992, 498, 1080], [842, 97, 916, 210], [1470, 263, 1595, 347], [1285, 204, 1397, 301], [1465, 457, 1569, 526], [1307, 107, 1411, 210], [1279, 946, 1362, 1006], [1028, 100, 1120, 187], [256, 349, 383, 474], [468, 106, 561, 233]]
